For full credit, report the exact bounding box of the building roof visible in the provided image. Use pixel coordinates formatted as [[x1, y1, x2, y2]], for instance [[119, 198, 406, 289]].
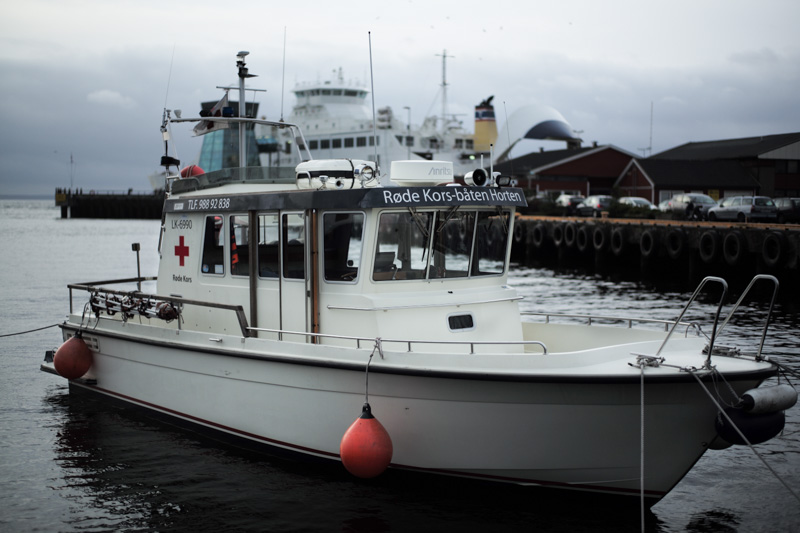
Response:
[[650, 132, 800, 160], [632, 159, 759, 189], [494, 145, 637, 175]]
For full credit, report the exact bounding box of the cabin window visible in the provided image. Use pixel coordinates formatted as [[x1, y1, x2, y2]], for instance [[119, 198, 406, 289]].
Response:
[[229, 215, 250, 277], [257, 213, 280, 278], [323, 212, 364, 283], [373, 209, 510, 282], [471, 211, 510, 276], [282, 213, 306, 280], [373, 211, 432, 281], [201, 215, 225, 275], [429, 210, 475, 279]]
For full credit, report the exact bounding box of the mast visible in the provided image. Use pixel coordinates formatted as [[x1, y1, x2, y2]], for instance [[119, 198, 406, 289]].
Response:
[[236, 51, 255, 168], [435, 50, 454, 131]]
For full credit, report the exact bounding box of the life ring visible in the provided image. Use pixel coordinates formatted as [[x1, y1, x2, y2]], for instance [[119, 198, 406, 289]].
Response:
[[698, 231, 719, 264], [564, 223, 577, 248], [576, 225, 591, 252], [610, 227, 626, 256], [723, 231, 747, 266], [762, 232, 785, 268], [666, 229, 684, 260], [592, 226, 608, 252], [640, 229, 658, 258], [532, 223, 546, 248], [513, 221, 526, 244], [552, 224, 565, 247]]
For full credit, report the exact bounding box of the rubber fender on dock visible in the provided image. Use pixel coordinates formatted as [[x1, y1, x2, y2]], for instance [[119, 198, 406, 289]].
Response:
[[576, 225, 591, 252], [552, 224, 565, 247], [592, 226, 608, 252], [723, 231, 747, 266], [698, 230, 720, 264], [610, 227, 626, 256], [665, 229, 684, 259], [532, 223, 546, 248], [639, 229, 659, 258], [513, 221, 526, 244], [761, 231, 785, 268], [564, 223, 577, 248]]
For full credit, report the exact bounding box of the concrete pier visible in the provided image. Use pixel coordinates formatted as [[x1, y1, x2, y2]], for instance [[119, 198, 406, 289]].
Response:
[[510, 216, 800, 291], [55, 189, 165, 219]]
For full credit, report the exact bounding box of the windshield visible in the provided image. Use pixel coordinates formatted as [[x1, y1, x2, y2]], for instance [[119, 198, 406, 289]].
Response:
[[373, 209, 511, 281]]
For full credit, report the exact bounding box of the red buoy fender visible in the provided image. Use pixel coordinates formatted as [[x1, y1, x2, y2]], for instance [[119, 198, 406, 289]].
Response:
[[53, 335, 93, 380], [340, 403, 393, 479], [180, 165, 204, 178]]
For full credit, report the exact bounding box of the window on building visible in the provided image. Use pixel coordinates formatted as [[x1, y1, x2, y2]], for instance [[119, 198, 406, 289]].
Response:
[[356, 136, 367, 147], [344, 137, 354, 148], [321, 139, 330, 149], [309, 140, 318, 150], [332, 138, 342, 149]]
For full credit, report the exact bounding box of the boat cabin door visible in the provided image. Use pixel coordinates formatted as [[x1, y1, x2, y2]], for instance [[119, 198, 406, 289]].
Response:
[[280, 212, 309, 336], [254, 211, 310, 339]]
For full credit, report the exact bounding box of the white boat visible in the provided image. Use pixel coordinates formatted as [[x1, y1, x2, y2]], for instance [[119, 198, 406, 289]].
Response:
[[43, 52, 795, 505]]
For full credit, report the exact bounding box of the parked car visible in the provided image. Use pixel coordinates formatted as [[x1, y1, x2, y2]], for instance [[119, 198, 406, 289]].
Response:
[[667, 193, 718, 220], [658, 199, 672, 212], [618, 197, 658, 210], [575, 195, 613, 217], [707, 196, 778, 222], [555, 194, 586, 215], [774, 197, 800, 223]]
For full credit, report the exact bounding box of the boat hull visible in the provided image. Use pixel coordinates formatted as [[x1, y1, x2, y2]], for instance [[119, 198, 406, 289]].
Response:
[[56, 322, 770, 502]]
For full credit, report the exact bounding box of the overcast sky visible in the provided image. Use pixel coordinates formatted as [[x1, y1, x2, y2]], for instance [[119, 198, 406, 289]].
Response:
[[1, 0, 797, 196]]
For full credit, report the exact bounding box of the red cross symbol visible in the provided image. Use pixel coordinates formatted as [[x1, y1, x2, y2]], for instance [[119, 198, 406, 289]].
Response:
[[174, 235, 189, 266]]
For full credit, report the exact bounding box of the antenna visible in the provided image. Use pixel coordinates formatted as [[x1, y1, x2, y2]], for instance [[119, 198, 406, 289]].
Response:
[[163, 44, 176, 110], [435, 50, 454, 130], [638, 101, 654, 157], [649, 101, 654, 156], [280, 27, 287, 121], [503, 101, 514, 175], [368, 32, 379, 170]]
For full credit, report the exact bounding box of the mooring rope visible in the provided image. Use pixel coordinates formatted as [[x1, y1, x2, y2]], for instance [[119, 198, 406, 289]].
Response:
[[0, 323, 60, 338], [690, 369, 800, 504], [364, 338, 384, 404], [640, 363, 646, 533]]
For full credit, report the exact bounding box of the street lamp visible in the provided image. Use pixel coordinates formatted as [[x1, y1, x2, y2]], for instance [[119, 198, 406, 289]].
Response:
[[403, 106, 411, 159]]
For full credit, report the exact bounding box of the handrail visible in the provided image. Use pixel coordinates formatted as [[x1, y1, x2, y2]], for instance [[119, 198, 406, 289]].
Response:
[[521, 311, 700, 334], [654, 276, 728, 367], [67, 277, 250, 338], [247, 326, 547, 354], [715, 274, 779, 361]]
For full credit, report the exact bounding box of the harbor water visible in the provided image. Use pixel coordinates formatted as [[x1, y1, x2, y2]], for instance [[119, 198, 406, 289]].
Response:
[[1, 199, 798, 532]]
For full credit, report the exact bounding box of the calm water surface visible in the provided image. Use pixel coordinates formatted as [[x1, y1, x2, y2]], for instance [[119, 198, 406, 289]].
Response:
[[1, 200, 798, 532]]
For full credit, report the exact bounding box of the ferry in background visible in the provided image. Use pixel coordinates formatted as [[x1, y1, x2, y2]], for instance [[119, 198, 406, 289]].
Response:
[[199, 50, 583, 179]]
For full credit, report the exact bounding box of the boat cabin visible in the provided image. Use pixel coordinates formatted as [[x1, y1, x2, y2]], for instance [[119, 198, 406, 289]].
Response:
[[157, 160, 527, 351]]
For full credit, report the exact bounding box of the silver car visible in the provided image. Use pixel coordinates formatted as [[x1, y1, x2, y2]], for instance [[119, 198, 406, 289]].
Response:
[[707, 196, 777, 222]]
